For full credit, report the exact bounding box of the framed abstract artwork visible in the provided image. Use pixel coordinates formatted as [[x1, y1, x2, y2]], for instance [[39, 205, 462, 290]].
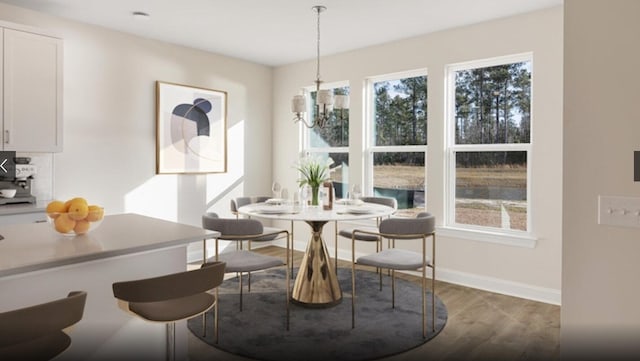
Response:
[[156, 81, 227, 174]]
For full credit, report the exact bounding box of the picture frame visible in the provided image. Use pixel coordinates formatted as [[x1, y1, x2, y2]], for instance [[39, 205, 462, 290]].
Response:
[[156, 81, 227, 174]]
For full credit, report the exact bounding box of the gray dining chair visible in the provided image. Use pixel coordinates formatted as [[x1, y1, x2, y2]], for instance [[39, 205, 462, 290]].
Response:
[[337, 196, 397, 282], [231, 196, 294, 275], [112, 262, 226, 358], [350, 212, 436, 338], [0, 291, 87, 361], [202, 212, 290, 330], [230, 196, 271, 219]]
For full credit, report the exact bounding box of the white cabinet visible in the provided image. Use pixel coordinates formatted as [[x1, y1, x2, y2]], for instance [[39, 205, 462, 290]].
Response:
[[0, 211, 47, 226], [1, 23, 63, 152]]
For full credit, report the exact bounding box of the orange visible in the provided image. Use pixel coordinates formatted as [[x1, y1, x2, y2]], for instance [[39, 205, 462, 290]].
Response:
[[85, 205, 104, 222], [54, 213, 76, 234], [46, 200, 66, 213], [64, 197, 87, 212], [67, 198, 89, 221], [46, 200, 66, 219], [73, 220, 91, 234]]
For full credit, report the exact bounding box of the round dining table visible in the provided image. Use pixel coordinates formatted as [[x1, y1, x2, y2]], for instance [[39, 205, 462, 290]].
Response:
[[238, 201, 395, 308]]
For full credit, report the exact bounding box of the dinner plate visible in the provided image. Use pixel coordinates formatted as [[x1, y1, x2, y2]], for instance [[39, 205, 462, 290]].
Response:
[[345, 207, 376, 214], [336, 199, 364, 206], [265, 198, 286, 205], [254, 206, 297, 214]]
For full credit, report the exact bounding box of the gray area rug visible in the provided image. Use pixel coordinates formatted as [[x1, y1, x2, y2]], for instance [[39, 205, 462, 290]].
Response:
[[188, 268, 447, 361]]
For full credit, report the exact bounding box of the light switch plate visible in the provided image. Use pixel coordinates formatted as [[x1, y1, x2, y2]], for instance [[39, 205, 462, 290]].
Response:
[[598, 195, 640, 228]]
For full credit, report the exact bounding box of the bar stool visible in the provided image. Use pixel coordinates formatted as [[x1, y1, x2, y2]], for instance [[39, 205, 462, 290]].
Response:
[[112, 261, 226, 360], [0, 291, 87, 361]]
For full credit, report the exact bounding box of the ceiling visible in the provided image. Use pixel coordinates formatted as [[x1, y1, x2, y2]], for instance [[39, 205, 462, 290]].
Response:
[[0, 0, 563, 66]]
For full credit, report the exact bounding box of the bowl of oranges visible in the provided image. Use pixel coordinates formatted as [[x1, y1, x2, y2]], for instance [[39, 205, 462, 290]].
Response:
[[46, 198, 104, 236]]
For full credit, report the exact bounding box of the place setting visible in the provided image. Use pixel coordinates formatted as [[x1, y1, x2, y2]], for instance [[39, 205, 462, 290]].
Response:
[[249, 184, 300, 215]]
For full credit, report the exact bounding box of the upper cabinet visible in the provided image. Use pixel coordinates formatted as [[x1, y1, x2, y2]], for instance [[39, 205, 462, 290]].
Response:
[[1, 23, 63, 152]]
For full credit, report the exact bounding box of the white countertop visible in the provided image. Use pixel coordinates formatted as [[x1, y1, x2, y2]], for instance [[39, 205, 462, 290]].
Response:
[[0, 213, 219, 277]]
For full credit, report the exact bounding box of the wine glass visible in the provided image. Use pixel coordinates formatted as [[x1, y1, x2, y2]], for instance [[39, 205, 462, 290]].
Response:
[[350, 184, 361, 200], [272, 182, 282, 199], [281, 188, 289, 202], [299, 185, 310, 207]]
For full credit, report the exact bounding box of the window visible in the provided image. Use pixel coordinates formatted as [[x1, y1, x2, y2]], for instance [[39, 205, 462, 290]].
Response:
[[303, 83, 350, 198], [446, 54, 531, 234], [366, 71, 427, 217]]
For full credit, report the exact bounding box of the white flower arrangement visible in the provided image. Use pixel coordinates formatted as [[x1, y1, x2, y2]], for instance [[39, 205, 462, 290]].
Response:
[[294, 155, 334, 188]]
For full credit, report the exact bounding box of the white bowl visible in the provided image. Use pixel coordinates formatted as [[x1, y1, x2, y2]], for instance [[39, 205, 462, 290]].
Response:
[[0, 189, 17, 198]]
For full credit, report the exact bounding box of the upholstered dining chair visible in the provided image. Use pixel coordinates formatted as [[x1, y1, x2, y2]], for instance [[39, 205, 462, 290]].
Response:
[[350, 212, 436, 338], [230, 196, 294, 275], [202, 212, 290, 330], [112, 261, 226, 358], [337, 196, 397, 279], [0, 291, 87, 361], [230, 196, 271, 219]]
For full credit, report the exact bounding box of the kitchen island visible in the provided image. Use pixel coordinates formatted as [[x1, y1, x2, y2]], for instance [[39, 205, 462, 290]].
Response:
[[0, 213, 219, 361]]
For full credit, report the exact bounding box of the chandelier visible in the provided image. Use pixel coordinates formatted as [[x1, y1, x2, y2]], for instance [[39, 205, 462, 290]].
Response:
[[291, 5, 349, 129]]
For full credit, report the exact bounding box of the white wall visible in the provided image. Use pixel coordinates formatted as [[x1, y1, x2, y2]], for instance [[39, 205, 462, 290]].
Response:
[[0, 3, 273, 227], [273, 7, 563, 301], [563, 0, 640, 356]]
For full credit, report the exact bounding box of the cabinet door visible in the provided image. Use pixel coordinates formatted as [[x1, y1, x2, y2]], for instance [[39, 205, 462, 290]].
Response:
[[3, 28, 63, 152], [0, 211, 47, 226]]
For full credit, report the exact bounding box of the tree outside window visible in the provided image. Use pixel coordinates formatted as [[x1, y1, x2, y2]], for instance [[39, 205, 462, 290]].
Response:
[[369, 73, 427, 217], [449, 58, 531, 232]]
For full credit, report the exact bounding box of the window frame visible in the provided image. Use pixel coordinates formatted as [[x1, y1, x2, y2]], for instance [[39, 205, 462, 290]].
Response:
[[444, 53, 535, 246], [364, 69, 428, 209]]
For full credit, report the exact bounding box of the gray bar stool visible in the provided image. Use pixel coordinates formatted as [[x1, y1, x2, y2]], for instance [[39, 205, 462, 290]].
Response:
[[112, 261, 226, 360], [0, 291, 87, 361]]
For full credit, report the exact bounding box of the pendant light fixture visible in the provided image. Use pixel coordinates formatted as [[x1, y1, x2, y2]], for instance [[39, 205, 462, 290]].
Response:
[[291, 5, 349, 129]]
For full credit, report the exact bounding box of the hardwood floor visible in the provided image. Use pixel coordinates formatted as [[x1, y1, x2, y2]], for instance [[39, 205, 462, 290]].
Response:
[[190, 246, 560, 361]]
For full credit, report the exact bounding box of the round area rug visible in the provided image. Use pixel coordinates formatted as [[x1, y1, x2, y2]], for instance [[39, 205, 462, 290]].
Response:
[[188, 267, 447, 361]]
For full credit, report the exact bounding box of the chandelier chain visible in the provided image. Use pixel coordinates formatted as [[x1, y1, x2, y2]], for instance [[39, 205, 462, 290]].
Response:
[[315, 6, 321, 83]]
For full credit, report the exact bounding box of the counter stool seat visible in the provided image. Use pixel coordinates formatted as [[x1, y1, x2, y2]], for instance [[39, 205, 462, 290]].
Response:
[[0, 291, 87, 361], [129, 292, 216, 322], [112, 262, 226, 360]]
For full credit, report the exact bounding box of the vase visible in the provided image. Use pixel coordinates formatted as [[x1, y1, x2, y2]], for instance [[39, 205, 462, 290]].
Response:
[[311, 185, 320, 206]]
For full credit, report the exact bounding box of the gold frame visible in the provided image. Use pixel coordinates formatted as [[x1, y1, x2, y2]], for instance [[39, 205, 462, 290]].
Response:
[[155, 81, 228, 174]]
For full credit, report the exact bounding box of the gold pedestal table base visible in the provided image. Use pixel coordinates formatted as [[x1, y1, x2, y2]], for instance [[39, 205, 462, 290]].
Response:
[[237, 202, 395, 308], [291, 220, 342, 307]]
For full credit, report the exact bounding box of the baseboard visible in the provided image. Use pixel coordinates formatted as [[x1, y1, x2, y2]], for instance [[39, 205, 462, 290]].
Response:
[[406, 267, 561, 305], [190, 239, 561, 306], [328, 241, 561, 306]]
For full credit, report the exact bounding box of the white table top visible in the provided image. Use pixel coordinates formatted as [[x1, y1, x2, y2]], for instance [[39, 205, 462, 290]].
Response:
[[238, 201, 395, 222], [0, 213, 219, 277]]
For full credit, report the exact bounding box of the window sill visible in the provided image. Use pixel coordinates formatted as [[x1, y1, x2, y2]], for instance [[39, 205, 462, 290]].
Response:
[[436, 226, 537, 248]]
